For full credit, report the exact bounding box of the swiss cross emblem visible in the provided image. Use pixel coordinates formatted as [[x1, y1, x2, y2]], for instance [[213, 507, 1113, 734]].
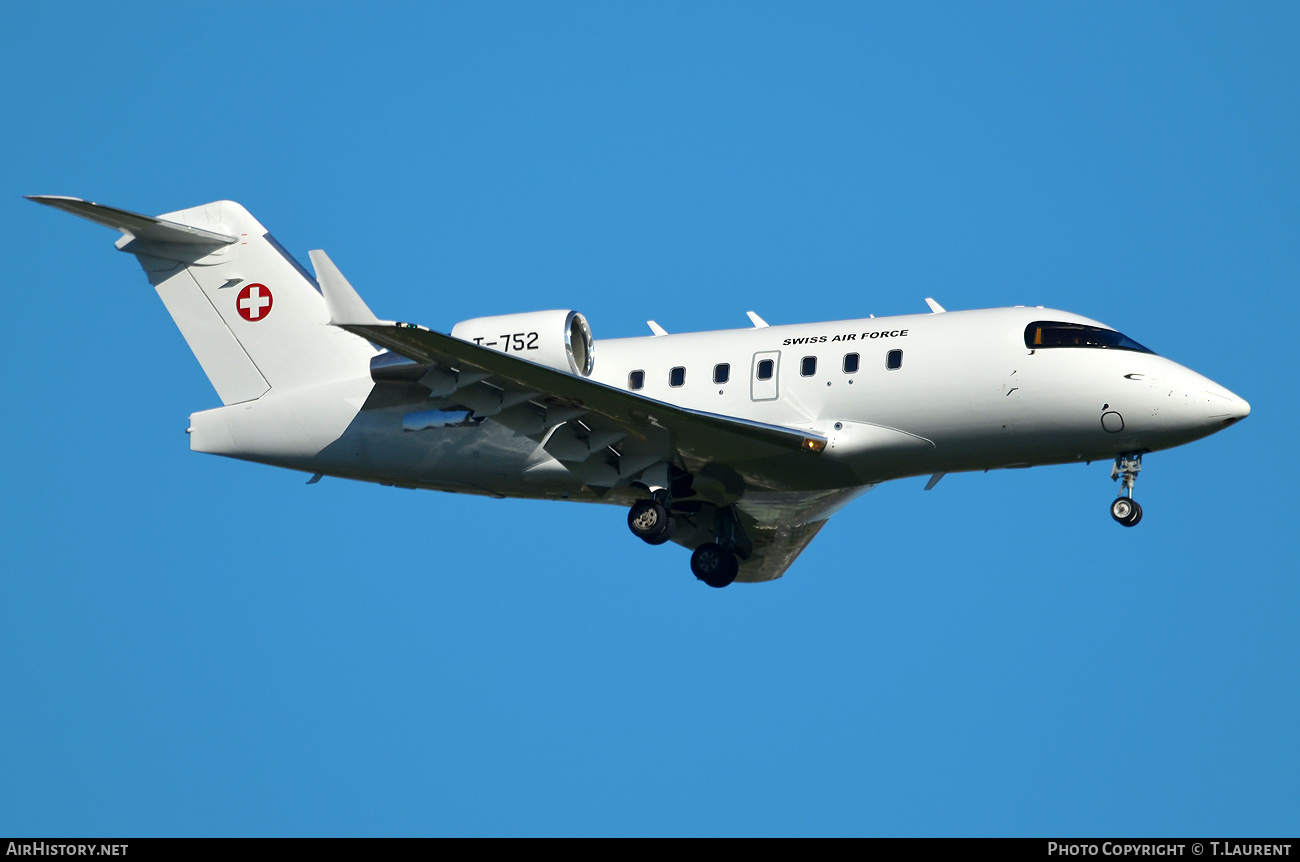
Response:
[[236, 283, 273, 321]]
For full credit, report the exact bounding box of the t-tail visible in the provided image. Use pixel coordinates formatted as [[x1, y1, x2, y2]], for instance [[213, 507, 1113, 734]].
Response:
[[28, 196, 377, 404]]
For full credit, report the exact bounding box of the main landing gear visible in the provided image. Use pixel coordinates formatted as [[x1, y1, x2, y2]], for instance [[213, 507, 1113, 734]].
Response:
[[627, 495, 742, 588], [628, 498, 675, 545], [1110, 453, 1143, 527], [690, 543, 739, 589]]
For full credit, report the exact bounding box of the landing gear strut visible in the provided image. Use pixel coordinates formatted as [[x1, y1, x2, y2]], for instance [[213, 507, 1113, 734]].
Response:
[[1110, 453, 1143, 527]]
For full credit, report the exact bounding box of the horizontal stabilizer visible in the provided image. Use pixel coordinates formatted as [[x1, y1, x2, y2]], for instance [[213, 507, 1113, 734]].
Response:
[[309, 250, 381, 325], [26, 195, 237, 245]]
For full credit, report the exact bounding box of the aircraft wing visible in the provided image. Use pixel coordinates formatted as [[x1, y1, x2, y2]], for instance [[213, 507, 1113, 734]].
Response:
[[318, 256, 860, 580], [349, 322, 823, 452], [338, 320, 854, 494], [346, 319, 858, 581]]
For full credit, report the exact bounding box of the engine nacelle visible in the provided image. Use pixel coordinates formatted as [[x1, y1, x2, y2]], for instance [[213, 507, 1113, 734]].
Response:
[[450, 310, 595, 377]]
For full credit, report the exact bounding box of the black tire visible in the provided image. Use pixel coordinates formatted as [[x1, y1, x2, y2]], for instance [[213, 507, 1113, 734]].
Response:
[[645, 516, 676, 545], [1111, 497, 1142, 527], [628, 499, 671, 543], [691, 542, 739, 588]]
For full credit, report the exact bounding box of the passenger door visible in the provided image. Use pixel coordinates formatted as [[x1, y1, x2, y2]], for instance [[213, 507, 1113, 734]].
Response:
[[751, 351, 780, 401]]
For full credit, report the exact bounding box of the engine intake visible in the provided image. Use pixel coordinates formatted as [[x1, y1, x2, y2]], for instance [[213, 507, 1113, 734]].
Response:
[[450, 310, 594, 377]]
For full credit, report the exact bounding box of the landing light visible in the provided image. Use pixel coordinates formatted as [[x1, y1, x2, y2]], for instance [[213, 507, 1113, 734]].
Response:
[[803, 437, 826, 454]]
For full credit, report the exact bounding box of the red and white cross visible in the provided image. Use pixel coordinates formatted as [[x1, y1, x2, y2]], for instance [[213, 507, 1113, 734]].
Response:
[[237, 283, 273, 321]]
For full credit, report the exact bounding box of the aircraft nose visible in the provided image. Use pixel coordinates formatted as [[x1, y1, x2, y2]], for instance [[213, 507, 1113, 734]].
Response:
[[1206, 386, 1250, 429]]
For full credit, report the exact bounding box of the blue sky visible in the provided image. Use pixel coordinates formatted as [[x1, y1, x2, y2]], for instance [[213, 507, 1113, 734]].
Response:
[[2, 2, 1296, 836]]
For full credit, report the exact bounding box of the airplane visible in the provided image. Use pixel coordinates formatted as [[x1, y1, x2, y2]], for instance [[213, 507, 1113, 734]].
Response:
[[29, 195, 1251, 588]]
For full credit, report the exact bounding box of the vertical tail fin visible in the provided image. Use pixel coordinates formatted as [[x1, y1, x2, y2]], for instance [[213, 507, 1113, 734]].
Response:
[[29, 196, 377, 404]]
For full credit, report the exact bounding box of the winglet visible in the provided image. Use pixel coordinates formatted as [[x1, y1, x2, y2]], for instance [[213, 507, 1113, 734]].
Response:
[[309, 250, 380, 325], [924, 297, 946, 314], [647, 320, 668, 336], [746, 311, 769, 328], [26, 195, 237, 245]]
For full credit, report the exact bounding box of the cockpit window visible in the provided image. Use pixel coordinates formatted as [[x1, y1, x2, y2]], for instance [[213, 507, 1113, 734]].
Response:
[[1025, 322, 1154, 354]]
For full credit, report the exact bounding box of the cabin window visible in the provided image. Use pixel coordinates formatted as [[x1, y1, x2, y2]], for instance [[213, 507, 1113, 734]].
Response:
[[801, 356, 817, 377], [757, 359, 774, 380], [1025, 321, 1154, 354], [714, 363, 730, 384], [669, 366, 686, 387], [628, 370, 644, 390], [843, 353, 860, 374], [886, 349, 903, 371]]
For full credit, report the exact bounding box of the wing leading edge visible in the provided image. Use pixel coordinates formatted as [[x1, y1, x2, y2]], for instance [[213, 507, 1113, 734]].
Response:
[[354, 321, 826, 450]]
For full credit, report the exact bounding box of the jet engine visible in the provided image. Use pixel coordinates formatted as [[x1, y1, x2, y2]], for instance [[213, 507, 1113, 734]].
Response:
[[450, 310, 595, 377]]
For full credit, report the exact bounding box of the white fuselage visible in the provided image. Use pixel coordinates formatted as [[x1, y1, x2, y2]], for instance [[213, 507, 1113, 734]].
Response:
[[188, 305, 1248, 505]]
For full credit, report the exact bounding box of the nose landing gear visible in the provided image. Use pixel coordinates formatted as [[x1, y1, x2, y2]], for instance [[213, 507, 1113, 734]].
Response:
[[1110, 496, 1142, 526], [1110, 453, 1143, 527]]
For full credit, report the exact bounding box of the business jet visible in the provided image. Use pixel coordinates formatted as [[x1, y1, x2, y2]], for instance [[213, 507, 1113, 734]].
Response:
[[29, 195, 1251, 587]]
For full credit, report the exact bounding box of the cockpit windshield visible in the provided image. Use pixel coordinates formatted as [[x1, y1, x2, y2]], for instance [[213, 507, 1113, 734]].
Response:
[[1025, 321, 1154, 354]]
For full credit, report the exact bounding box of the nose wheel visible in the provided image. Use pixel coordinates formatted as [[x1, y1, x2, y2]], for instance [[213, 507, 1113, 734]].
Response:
[[1110, 496, 1143, 527], [1110, 453, 1144, 527]]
